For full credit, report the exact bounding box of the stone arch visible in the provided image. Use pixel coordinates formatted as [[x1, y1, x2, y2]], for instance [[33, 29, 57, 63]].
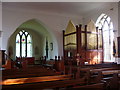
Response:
[[96, 13, 114, 62], [8, 19, 58, 60]]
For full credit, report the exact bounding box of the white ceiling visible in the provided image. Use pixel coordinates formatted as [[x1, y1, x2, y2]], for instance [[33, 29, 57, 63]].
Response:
[[3, 2, 114, 16]]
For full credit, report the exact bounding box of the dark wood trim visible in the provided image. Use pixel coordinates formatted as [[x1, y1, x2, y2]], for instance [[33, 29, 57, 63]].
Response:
[[25, 35, 27, 57], [20, 35, 22, 57], [96, 27, 99, 50], [76, 25, 79, 53], [85, 25, 87, 50], [1, 50, 6, 65], [64, 32, 76, 36], [79, 25, 82, 54], [81, 31, 98, 34], [63, 30, 65, 59], [101, 29, 104, 63], [117, 37, 120, 57]]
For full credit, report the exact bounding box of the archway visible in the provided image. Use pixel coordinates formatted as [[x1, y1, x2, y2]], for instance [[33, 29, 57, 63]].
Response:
[[8, 19, 58, 61], [96, 13, 114, 62]]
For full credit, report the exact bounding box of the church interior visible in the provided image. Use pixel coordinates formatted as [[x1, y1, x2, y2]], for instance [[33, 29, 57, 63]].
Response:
[[0, 2, 120, 90]]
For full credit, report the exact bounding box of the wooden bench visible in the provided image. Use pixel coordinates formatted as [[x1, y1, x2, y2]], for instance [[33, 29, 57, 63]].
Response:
[[2, 66, 61, 80], [105, 73, 119, 89], [90, 68, 116, 73], [72, 83, 104, 90], [42, 64, 53, 69], [3, 72, 60, 80], [2, 77, 86, 89], [87, 68, 120, 84], [1, 74, 72, 85], [102, 70, 120, 75], [91, 70, 120, 90]]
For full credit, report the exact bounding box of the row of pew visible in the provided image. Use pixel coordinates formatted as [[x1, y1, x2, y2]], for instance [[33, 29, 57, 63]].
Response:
[[2, 65, 120, 90], [2, 65, 62, 80], [2, 59, 120, 90], [2, 75, 104, 90]]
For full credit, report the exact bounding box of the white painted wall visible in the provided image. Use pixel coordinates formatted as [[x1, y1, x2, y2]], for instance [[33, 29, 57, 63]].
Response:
[[2, 5, 83, 59], [118, 2, 120, 36], [0, 2, 2, 50]]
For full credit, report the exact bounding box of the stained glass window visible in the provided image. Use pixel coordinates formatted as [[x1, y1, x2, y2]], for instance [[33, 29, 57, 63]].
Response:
[[16, 30, 32, 57], [16, 34, 20, 57], [27, 35, 32, 57], [96, 14, 114, 62]]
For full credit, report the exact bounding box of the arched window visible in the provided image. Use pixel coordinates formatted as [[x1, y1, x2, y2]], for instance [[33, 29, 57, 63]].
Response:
[[96, 14, 114, 62], [16, 30, 32, 57]]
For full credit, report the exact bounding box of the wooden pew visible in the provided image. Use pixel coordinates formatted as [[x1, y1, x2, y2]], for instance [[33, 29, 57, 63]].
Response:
[[1, 74, 72, 85], [2, 66, 61, 80], [102, 70, 120, 75], [91, 70, 120, 90], [104, 73, 119, 90], [88, 68, 120, 84], [2, 77, 86, 90], [90, 68, 117, 73], [71, 83, 104, 90], [2, 60, 12, 69]]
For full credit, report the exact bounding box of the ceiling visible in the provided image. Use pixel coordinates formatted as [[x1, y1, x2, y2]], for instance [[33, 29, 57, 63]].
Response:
[[3, 2, 114, 16]]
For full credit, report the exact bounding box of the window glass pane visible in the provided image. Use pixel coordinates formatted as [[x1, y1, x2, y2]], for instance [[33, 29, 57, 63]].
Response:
[[22, 34, 26, 57], [96, 13, 105, 26], [22, 30, 25, 32], [103, 15, 107, 19], [96, 14, 114, 62], [16, 34, 20, 57], [25, 32, 28, 35], [27, 35, 32, 57], [110, 22, 113, 29], [110, 30, 114, 40], [103, 30, 109, 43], [100, 18, 105, 25], [98, 23, 102, 29], [16, 30, 32, 57], [19, 31, 23, 35], [103, 21, 109, 31], [106, 17, 111, 23]]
